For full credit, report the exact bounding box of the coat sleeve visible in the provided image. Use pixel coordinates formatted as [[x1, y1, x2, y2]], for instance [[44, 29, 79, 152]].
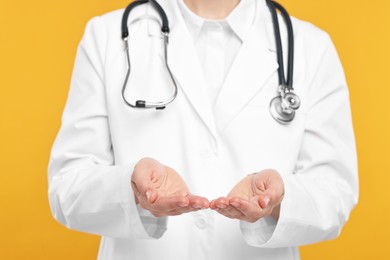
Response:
[[48, 16, 167, 239], [240, 33, 359, 247]]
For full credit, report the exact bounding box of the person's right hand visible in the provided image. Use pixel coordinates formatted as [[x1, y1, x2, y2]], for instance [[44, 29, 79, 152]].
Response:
[[131, 158, 209, 217]]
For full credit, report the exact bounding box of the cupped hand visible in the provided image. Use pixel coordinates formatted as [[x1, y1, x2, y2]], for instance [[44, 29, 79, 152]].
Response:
[[131, 158, 209, 217], [210, 169, 284, 222]]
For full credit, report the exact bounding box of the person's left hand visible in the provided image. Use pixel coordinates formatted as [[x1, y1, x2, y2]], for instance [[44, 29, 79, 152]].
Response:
[[210, 169, 284, 223]]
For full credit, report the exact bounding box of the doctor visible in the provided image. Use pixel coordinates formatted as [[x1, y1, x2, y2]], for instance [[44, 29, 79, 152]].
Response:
[[48, 0, 359, 259]]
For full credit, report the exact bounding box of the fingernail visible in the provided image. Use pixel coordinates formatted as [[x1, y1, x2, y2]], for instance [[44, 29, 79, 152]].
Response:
[[192, 205, 201, 209], [179, 202, 188, 207], [230, 202, 240, 208], [146, 190, 151, 200], [217, 204, 227, 209], [264, 196, 270, 207]]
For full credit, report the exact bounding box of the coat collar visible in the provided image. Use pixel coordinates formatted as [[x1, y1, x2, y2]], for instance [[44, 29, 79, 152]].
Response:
[[176, 0, 256, 42], [142, 0, 280, 135], [214, 1, 279, 133]]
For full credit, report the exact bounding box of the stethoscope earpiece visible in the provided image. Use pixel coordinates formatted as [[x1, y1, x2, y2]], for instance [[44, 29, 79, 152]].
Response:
[[121, 0, 177, 110]]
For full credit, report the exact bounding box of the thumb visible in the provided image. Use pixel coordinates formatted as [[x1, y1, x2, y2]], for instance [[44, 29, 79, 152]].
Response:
[[131, 159, 162, 203], [253, 170, 284, 208], [257, 194, 271, 209], [131, 174, 158, 204], [254, 169, 284, 192]]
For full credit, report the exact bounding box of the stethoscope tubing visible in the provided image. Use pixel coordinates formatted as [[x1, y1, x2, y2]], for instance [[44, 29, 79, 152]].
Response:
[[122, 0, 169, 39], [266, 0, 294, 90], [121, 0, 177, 109], [120, 0, 301, 123]]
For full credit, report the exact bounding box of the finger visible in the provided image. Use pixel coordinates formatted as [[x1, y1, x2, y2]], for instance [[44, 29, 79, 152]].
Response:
[[231, 197, 273, 223], [210, 199, 218, 210], [230, 197, 269, 221], [217, 197, 245, 219], [216, 206, 245, 219], [154, 196, 208, 216], [152, 194, 190, 212], [167, 205, 203, 215], [154, 196, 207, 216], [210, 197, 229, 210], [165, 209, 188, 216], [148, 201, 199, 218], [187, 195, 210, 209]]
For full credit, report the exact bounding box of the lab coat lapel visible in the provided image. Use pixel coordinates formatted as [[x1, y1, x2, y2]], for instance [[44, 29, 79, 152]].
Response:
[[158, 0, 219, 139], [214, 7, 278, 133]]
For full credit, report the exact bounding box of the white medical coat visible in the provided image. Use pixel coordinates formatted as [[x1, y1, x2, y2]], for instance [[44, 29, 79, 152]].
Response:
[[48, 0, 359, 259]]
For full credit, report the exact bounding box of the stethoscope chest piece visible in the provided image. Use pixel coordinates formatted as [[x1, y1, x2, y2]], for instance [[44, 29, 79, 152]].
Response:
[[269, 90, 301, 124], [270, 96, 294, 124]]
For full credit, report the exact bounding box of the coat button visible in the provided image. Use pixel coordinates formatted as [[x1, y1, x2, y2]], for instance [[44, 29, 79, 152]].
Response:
[[195, 218, 207, 229]]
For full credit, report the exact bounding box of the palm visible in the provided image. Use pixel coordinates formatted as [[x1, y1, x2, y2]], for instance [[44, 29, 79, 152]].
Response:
[[153, 166, 190, 199], [131, 158, 209, 217], [227, 174, 263, 200], [210, 170, 284, 222]]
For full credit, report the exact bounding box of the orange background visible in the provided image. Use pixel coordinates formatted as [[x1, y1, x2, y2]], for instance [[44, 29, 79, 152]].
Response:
[[0, 0, 389, 259]]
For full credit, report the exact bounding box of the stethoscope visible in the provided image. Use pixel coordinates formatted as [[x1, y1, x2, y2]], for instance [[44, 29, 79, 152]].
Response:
[[121, 0, 301, 124]]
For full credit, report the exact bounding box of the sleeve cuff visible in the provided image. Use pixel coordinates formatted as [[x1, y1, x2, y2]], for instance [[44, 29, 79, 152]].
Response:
[[120, 162, 168, 239], [240, 173, 293, 248]]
